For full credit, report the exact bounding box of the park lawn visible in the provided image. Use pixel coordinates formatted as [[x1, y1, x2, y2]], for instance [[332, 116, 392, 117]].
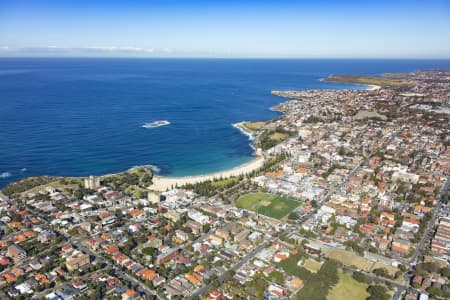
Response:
[[236, 192, 300, 219], [20, 178, 82, 196], [327, 271, 368, 300], [325, 249, 373, 272], [124, 185, 149, 199], [303, 259, 323, 273], [243, 121, 267, 131], [210, 177, 240, 189], [326, 75, 412, 88], [328, 250, 399, 277], [270, 132, 290, 141]]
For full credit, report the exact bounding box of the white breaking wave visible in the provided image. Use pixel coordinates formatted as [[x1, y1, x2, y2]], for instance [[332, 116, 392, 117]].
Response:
[[147, 165, 161, 174], [0, 172, 11, 179], [232, 122, 257, 150], [232, 122, 254, 141]]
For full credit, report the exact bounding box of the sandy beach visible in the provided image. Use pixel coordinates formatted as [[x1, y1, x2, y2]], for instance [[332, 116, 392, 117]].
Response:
[[150, 153, 265, 191], [366, 84, 381, 90]]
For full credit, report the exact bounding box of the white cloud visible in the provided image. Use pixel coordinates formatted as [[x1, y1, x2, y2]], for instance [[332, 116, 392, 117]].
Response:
[[0, 45, 158, 55], [83, 46, 155, 53]]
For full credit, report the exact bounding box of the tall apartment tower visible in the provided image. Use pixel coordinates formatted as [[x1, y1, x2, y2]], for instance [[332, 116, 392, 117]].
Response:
[[84, 175, 100, 189]]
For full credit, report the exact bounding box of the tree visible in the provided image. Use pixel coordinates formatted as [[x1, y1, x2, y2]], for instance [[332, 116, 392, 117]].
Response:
[[142, 247, 157, 257], [352, 271, 371, 284], [295, 260, 338, 300], [268, 270, 285, 283], [427, 286, 443, 298], [344, 239, 364, 255], [366, 285, 389, 300], [288, 212, 298, 220], [141, 173, 152, 185], [372, 268, 391, 279], [416, 262, 440, 276], [67, 227, 79, 236], [441, 267, 450, 278], [223, 270, 235, 282]]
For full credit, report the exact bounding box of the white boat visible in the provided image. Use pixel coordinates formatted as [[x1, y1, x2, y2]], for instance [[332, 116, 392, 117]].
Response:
[[142, 120, 170, 128]]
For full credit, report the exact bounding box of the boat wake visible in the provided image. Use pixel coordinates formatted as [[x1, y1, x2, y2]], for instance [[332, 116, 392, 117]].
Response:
[[142, 120, 170, 128]]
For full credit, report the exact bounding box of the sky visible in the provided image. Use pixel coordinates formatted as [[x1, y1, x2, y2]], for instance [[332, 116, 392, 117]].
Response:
[[0, 0, 449, 58]]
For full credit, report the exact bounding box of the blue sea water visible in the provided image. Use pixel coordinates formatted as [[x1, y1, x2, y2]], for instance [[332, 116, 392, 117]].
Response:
[[1, 58, 450, 188]]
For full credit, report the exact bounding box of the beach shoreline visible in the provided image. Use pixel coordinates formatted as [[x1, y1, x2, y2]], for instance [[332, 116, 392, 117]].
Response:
[[150, 151, 264, 191], [366, 84, 381, 90]]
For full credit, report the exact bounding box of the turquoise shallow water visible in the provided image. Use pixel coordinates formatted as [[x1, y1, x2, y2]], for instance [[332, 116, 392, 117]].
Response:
[[1, 58, 450, 187]]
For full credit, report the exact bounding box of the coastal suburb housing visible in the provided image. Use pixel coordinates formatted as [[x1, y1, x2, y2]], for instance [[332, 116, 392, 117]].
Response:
[[0, 70, 449, 300]]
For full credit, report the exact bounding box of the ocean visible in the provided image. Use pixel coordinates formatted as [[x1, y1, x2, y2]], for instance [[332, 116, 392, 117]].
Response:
[[1, 58, 450, 187]]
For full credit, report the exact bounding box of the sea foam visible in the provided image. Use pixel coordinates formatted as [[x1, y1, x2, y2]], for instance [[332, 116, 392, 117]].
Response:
[[232, 122, 254, 141], [0, 172, 11, 179]]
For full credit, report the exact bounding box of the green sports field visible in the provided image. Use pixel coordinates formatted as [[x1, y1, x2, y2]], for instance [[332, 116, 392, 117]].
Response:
[[235, 192, 300, 219]]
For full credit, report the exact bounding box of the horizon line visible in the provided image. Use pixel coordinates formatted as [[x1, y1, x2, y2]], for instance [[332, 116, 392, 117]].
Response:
[[1, 56, 450, 60]]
